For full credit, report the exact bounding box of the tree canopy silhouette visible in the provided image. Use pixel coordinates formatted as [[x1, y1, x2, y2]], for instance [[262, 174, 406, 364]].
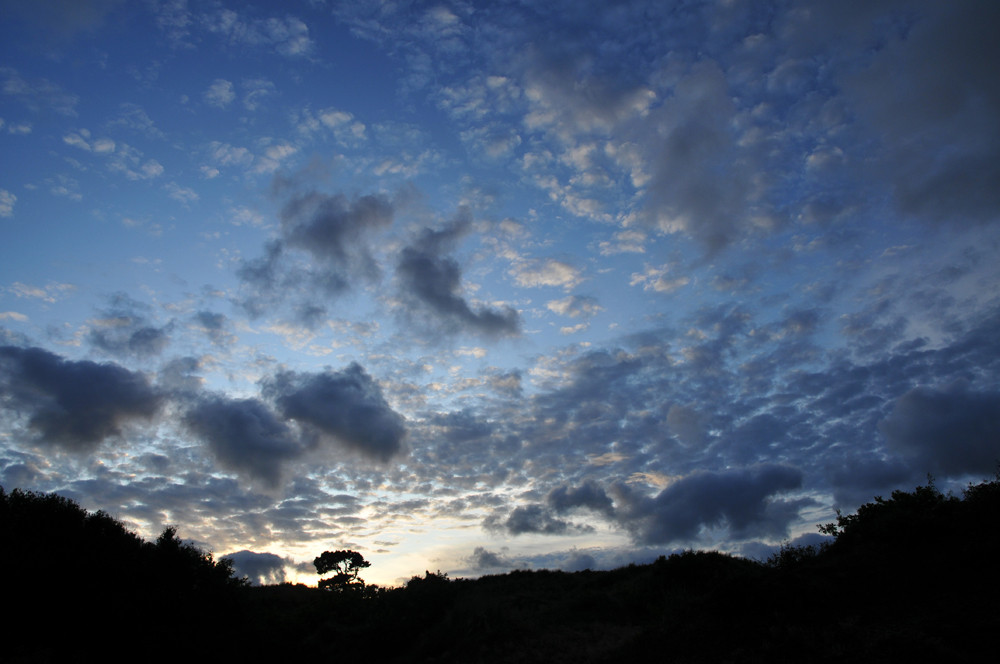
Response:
[[314, 549, 371, 591]]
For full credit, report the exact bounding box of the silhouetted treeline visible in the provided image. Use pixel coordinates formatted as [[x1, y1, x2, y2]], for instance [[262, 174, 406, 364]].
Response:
[[0, 487, 245, 661], [4, 477, 999, 662]]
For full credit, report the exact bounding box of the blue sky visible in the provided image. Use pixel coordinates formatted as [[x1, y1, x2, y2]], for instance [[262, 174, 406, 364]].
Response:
[[2, 0, 999, 586]]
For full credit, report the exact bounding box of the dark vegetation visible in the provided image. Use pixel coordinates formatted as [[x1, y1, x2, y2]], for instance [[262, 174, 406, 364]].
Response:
[[3, 476, 999, 662]]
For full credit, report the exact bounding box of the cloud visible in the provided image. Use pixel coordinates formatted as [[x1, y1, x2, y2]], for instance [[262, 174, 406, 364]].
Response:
[[396, 217, 520, 338], [157, 356, 204, 394], [641, 62, 772, 253], [280, 191, 393, 279], [598, 230, 647, 255], [880, 382, 1000, 478], [666, 404, 707, 447], [165, 182, 198, 204], [205, 9, 313, 57], [467, 546, 513, 572], [510, 258, 582, 290], [611, 464, 806, 545], [207, 141, 254, 169], [629, 264, 690, 294], [63, 128, 114, 152], [87, 293, 171, 359], [484, 503, 588, 536], [0, 189, 15, 217], [182, 395, 305, 488], [236, 191, 395, 321], [192, 311, 234, 346], [7, 281, 75, 302], [546, 295, 602, 318], [1, 67, 78, 115], [204, 79, 235, 108], [831, 1, 1000, 226], [263, 363, 407, 462], [547, 480, 614, 515], [0, 345, 163, 451], [223, 550, 287, 585], [242, 77, 275, 111]]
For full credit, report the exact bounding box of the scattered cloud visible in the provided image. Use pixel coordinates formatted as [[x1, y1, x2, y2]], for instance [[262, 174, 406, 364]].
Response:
[[0, 345, 164, 452], [263, 364, 408, 462], [396, 217, 521, 339], [0, 189, 16, 217], [223, 550, 287, 585], [204, 79, 236, 108]]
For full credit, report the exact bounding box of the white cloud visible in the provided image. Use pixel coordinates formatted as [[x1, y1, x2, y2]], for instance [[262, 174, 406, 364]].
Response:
[[204, 79, 235, 108], [165, 182, 199, 204], [547, 296, 603, 318], [92, 137, 116, 153], [559, 323, 589, 335], [0, 189, 15, 217], [0, 311, 28, 322], [140, 160, 164, 178], [63, 129, 116, 154], [252, 142, 297, 174], [208, 141, 253, 168], [230, 206, 266, 227], [242, 78, 276, 111], [8, 282, 76, 302], [511, 259, 583, 290], [599, 230, 647, 255], [206, 10, 314, 57], [630, 264, 690, 293], [107, 144, 163, 180], [63, 129, 94, 150]]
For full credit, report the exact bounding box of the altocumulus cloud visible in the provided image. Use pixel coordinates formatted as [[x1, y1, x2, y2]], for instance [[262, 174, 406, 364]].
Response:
[[263, 363, 407, 462], [183, 395, 306, 489], [396, 216, 520, 339], [0, 345, 163, 452], [610, 464, 807, 545], [237, 190, 395, 323], [880, 382, 1000, 478], [223, 550, 287, 586]]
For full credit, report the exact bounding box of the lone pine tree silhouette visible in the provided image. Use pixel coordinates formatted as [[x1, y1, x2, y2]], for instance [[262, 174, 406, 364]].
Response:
[[314, 549, 371, 591]]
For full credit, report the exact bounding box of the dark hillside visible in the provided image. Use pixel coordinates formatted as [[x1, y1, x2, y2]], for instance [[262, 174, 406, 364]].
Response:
[[0, 487, 245, 661], [3, 477, 998, 662]]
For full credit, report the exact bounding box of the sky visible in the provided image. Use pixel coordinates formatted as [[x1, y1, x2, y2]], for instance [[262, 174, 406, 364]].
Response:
[[2, 0, 999, 587]]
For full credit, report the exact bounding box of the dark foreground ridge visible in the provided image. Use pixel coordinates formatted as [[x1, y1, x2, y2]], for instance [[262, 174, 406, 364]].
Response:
[[3, 477, 999, 662]]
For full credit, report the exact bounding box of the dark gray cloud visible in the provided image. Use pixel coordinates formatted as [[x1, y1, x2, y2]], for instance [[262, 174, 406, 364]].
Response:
[[642, 61, 775, 254], [157, 356, 204, 394], [880, 382, 1000, 477], [223, 550, 287, 586], [236, 191, 394, 323], [280, 191, 393, 277], [0, 345, 163, 451], [182, 395, 306, 488], [832, 0, 1000, 226], [396, 218, 520, 338], [547, 480, 614, 515], [88, 293, 172, 359], [563, 550, 596, 572], [611, 464, 806, 545], [468, 546, 513, 572], [484, 503, 592, 536], [264, 364, 407, 462], [193, 311, 234, 346]]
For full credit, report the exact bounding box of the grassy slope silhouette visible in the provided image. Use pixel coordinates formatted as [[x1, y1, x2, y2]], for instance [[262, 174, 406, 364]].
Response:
[[3, 476, 998, 662]]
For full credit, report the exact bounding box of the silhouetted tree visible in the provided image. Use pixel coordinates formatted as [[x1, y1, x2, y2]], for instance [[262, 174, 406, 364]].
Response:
[[314, 549, 370, 591]]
